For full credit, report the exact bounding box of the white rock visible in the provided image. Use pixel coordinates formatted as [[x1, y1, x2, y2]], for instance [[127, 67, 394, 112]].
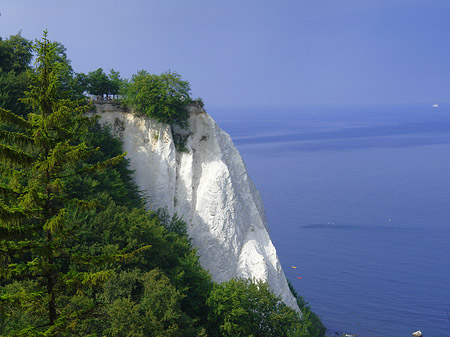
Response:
[[412, 330, 423, 337], [95, 103, 300, 311]]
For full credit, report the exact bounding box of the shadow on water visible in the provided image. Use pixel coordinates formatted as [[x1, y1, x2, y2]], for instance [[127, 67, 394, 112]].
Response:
[[233, 121, 450, 152], [212, 105, 450, 152]]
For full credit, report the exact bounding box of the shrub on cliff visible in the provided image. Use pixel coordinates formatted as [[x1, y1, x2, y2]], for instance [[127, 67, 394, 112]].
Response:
[[207, 277, 310, 337], [288, 279, 326, 336], [122, 70, 191, 128]]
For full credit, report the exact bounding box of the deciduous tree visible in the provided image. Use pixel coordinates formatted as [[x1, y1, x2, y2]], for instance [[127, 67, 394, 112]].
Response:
[[0, 33, 33, 116], [86, 67, 110, 98], [123, 70, 191, 127], [207, 277, 309, 337], [108, 69, 123, 99]]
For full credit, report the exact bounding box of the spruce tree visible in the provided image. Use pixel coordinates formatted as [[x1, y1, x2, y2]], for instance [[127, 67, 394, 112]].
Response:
[[0, 31, 132, 336]]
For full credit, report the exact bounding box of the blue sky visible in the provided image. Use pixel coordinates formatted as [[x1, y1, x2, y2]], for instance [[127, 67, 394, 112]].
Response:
[[1, 0, 449, 109]]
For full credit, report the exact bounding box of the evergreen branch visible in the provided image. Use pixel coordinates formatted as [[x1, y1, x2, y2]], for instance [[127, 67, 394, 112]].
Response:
[[0, 183, 21, 198], [0, 143, 34, 167], [74, 152, 126, 176], [59, 142, 89, 163], [47, 195, 100, 211], [63, 269, 115, 291], [0, 130, 34, 147], [68, 198, 100, 210], [1, 258, 43, 280], [52, 301, 104, 336], [0, 239, 45, 255], [0, 204, 28, 225], [69, 245, 152, 268], [75, 112, 98, 127], [3, 324, 48, 337], [0, 107, 30, 129], [0, 164, 25, 178], [43, 210, 66, 233], [0, 289, 45, 306], [44, 142, 92, 174], [0, 271, 44, 282], [0, 223, 43, 240], [46, 107, 73, 137], [50, 149, 101, 180], [116, 244, 153, 262]]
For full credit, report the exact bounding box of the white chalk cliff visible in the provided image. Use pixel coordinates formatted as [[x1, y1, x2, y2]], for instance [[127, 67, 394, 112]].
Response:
[[94, 102, 299, 311]]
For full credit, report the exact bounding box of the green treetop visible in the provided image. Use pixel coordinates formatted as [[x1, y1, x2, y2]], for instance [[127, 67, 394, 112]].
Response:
[[0, 33, 33, 117], [85, 68, 123, 99], [0, 32, 33, 74], [123, 70, 192, 128], [86, 68, 110, 98]]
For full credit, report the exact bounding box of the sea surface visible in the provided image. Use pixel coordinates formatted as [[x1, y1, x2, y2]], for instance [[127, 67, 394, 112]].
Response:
[[209, 105, 450, 337]]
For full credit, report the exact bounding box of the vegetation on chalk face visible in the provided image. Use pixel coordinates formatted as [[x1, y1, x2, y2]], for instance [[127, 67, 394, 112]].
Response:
[[122, 70, 192, 128], [207, 277, 310, 337]]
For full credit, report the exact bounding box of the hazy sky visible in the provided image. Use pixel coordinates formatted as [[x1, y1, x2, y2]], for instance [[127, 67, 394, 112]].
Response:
[[1, 0, 449, 109]]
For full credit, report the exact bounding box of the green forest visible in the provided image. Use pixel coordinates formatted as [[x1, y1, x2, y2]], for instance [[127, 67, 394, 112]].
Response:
[[0, 32, 326, 336]]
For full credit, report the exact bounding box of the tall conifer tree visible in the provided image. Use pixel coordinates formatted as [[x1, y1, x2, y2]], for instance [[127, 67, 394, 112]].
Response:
[[0, 31, 129, 336]]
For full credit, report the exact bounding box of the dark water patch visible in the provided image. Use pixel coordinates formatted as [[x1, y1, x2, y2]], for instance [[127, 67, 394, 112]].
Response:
[[234, 125, 450, 152], [234, 120, 450, 144]]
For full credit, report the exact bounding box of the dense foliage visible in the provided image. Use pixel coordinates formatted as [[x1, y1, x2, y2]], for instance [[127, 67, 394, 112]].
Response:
[[0, 31, 325, 336], [85, 68, 123, 99], [207, 278, 308, 337], [122, 70, 192, 128], [288, 280, 327, 336], [0, 32, 33, 117]]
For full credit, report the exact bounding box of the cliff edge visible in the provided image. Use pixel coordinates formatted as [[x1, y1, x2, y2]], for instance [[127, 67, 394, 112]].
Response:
[[94, 101, 299, 311]]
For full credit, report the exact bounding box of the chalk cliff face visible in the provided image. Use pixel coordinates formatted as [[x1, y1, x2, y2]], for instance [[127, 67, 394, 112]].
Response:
[[94, 102, 299, 311]]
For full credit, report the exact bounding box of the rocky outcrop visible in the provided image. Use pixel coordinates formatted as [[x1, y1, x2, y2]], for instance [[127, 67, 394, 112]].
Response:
[[94, 101, 299, 311]]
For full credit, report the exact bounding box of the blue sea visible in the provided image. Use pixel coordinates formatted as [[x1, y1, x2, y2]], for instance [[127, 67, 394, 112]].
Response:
[[210, 105, 450, 337]]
